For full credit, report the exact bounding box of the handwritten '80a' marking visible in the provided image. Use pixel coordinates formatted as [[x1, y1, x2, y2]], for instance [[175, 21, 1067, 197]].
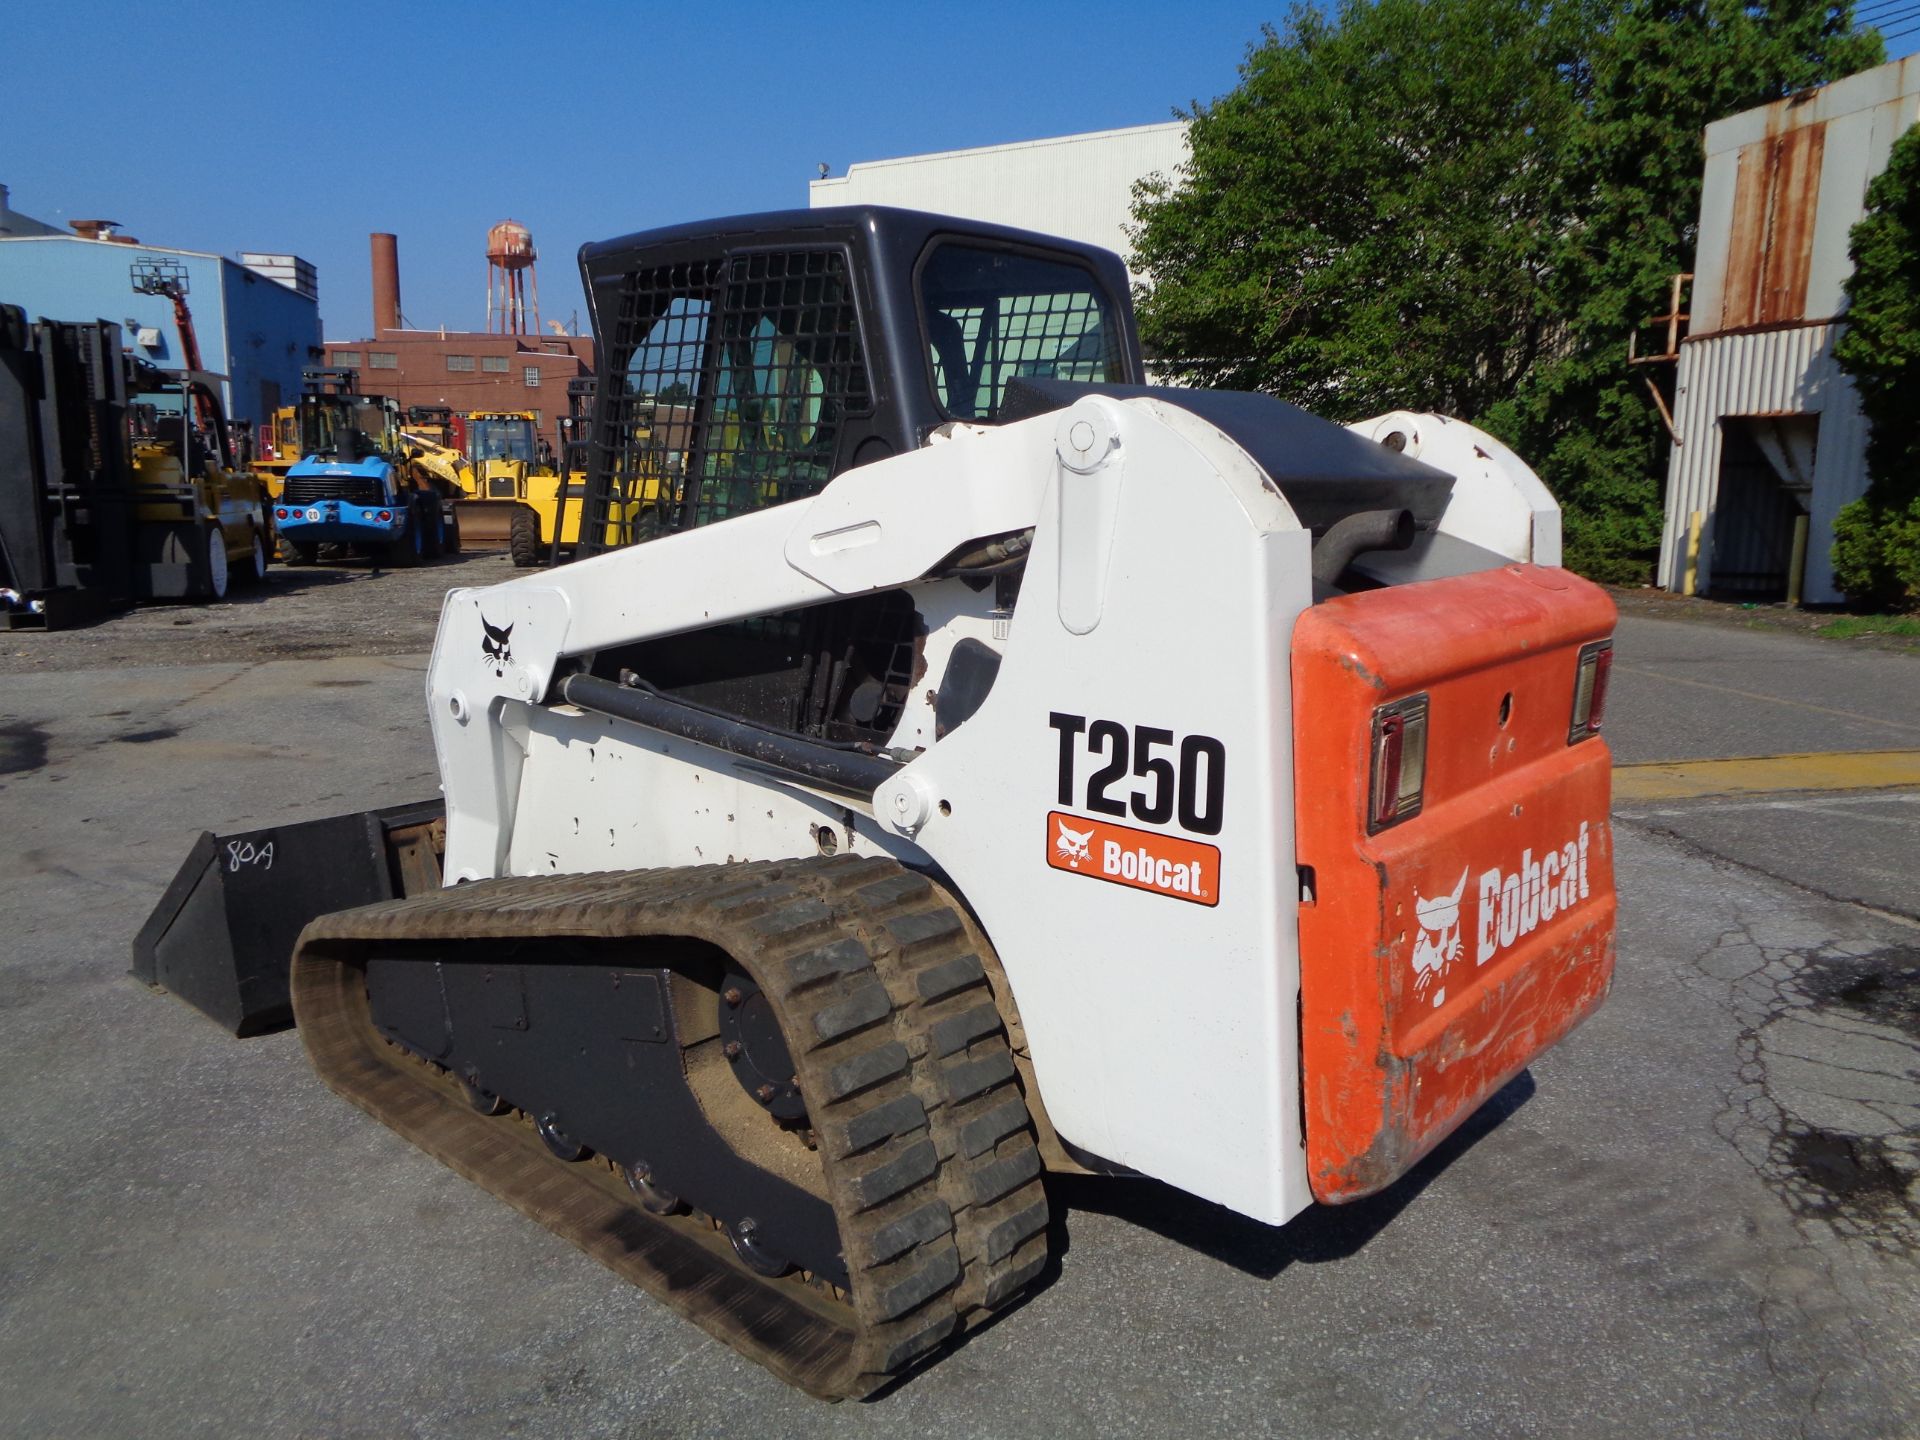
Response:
[[226, 840, 274, 872]]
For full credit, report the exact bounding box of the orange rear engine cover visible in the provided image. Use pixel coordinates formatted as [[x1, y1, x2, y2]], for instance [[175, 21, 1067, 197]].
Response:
[[1292, 564, 1618, 1202]]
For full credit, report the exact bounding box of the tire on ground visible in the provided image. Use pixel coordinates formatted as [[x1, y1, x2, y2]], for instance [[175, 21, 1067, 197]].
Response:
[[508, 506, 542, 568], [233, 525, 269, 586], [388, 506, 423, 568], [198, 521, 230, 600]]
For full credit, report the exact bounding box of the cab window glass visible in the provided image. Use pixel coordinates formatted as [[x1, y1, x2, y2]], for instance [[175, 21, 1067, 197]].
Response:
[[919, 245, 1122, 420], [469, 418, 537, 462]]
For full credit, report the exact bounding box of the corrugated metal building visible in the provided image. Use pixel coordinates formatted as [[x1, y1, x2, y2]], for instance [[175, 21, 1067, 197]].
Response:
[[1660, 57, 1920, 604], [0, 189, 322, 429], [808, 122, 1189, 282]]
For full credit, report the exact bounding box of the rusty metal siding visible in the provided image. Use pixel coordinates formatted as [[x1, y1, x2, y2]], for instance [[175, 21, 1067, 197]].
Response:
[[1687, 57, 1920, 337], [1721, 123, 1827, 330], [1658, 323, 1868, 605], [1657, 57, 1919, 603]]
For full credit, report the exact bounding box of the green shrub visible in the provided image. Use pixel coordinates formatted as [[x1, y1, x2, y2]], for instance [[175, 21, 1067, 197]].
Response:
[[1832, 122, 1920, 610], [1831, 493, 1920, 611]]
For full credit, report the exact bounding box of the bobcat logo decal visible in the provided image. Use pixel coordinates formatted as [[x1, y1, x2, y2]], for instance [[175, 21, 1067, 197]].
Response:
[[480, 615, 514, 676], [1411, 868, 1467, 1007], [1054, 818, 1094, 869]]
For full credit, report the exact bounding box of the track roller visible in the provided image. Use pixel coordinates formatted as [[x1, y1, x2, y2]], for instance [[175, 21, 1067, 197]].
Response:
[[536, 1112, 588, 1161], [622, 1161, 684, 1216]]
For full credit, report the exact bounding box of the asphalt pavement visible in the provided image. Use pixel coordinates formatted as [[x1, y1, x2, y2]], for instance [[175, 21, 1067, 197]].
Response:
[[0, 599, 1915, 1438], [1606, 614, 1920, 764]]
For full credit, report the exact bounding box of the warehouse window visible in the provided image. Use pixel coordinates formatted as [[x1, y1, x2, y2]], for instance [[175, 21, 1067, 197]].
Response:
[[447, 354, 476, 372], [368, 351, 397, 370], [482, 355, 509, 373], [334, 351, 362, 369], [524, 366, 541, 387]]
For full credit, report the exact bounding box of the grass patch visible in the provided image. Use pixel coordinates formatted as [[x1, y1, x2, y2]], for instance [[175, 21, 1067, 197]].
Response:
[[1813, 614, 1920, 641]]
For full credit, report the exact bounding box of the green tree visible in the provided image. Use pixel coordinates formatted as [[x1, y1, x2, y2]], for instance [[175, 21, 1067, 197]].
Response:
[[1499, 0, 1882, 580], [1830, 122, 1920, 610], [1131, 0, 1882, 584], [1130, 0, 1582, 420]]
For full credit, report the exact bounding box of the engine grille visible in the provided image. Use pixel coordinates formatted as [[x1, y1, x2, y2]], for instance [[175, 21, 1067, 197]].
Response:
[[284, 475, 385, 507]]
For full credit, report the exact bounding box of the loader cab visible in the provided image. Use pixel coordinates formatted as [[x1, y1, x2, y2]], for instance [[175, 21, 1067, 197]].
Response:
[[297, 393, 399, 464], [468, 414, 540, 465], [571, 208, 1139, 751], [575, 206, 1140, 556]]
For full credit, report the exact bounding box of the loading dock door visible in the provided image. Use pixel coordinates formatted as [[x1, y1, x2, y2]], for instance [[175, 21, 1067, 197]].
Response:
[[1710, 415, 1816, 600]]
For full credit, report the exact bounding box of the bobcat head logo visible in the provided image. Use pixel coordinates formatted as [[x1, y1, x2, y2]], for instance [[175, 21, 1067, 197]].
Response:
[[481, 615, 514, 674], [1411, 868, 1468, 1006], [1054, 818, 1094, 869]]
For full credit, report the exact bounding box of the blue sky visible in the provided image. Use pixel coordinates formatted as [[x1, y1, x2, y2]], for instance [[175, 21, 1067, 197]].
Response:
[[6, 3, 1913, 343], [2, 1, 1270, 339]]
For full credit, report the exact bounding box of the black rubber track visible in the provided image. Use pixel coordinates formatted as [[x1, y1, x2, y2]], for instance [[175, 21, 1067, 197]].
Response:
[[290, 855, 1050, 1399]]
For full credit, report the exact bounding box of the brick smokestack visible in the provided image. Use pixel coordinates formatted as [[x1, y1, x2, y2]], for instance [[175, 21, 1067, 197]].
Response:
[[371, 232, 401, 334]]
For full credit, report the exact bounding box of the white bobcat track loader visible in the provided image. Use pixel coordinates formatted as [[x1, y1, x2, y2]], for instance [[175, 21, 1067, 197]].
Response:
[[134, 207, 1618, 1399]]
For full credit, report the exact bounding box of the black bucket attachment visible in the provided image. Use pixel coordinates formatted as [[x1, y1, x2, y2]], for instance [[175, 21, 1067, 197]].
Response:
[[131, 799, 445, 1036]]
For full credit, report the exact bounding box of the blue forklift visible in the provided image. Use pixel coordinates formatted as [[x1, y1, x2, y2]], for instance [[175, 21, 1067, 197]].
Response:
[[271, 369, 458, 566]]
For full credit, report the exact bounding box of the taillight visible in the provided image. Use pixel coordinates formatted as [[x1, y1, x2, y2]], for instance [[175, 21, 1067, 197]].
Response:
[[1368, 694, 1429, 832], [1569, 640, 1613, 742], [274, 508, 288, 520], [377, 509, 392, 522]]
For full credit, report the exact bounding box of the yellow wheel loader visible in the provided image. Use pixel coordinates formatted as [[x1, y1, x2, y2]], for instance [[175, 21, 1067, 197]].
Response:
[[454, 410, 565, 565]]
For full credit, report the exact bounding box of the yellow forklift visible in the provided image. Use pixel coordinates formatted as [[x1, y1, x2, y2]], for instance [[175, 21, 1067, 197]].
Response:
[[127, 365, 273, 594], [127, 259, 274, 592], [0, 304, 270, 627], [547, 377, 673, 560], [252, 403, 302, 499]]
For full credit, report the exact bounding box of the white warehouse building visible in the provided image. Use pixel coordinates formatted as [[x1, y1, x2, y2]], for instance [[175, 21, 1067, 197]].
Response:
[[809, 122, 1189, 285], [1659, 55, 1920, 605]]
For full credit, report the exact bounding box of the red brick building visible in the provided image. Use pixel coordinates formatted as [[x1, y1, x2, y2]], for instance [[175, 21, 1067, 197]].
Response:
[[322, 329, 595, 449]]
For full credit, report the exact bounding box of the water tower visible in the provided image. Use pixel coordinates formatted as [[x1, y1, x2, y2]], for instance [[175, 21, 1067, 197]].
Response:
[[486, 219, 540, 335]]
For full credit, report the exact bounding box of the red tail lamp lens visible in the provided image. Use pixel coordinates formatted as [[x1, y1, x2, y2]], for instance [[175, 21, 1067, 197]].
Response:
[[1570, 640, 1614, 741], [1368, 695, 1429, 833], [1373, 715, 1403, 829], [1588, 646, 1612, 733]]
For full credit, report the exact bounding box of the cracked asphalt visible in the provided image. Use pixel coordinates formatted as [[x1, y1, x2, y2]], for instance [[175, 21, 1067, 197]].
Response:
[[0, 594, 1915, 1437]]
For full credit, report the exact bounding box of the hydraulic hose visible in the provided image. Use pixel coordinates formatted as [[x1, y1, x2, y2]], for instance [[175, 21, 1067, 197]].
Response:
[[1312, 508, 1416, 588]]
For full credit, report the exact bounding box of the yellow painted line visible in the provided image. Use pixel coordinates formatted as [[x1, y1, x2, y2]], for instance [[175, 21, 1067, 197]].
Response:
[[1613, 749, 1920, 803]]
